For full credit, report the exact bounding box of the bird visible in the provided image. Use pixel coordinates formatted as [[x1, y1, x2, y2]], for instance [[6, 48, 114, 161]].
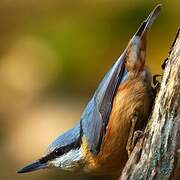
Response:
[[17, 4, 161, 175]]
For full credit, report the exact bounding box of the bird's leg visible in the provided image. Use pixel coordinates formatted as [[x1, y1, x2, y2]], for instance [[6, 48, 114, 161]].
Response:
[[126, 112, 143, 157], [152, 74, 162, 98]]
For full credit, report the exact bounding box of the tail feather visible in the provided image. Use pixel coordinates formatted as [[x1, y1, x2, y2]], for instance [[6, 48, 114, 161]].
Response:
[[135, 4, 161, 37], [126, 4, 161, 70]]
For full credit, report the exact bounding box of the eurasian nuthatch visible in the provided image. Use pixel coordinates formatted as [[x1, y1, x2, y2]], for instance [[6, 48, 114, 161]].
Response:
[[17, 5, 161, 175]]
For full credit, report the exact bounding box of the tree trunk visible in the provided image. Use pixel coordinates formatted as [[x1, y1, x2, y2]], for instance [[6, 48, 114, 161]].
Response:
[[119, 29, 180, 180]]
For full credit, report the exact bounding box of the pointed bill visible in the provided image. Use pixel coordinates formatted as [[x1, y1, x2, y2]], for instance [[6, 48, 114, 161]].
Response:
[[17, 161, 48, 173]]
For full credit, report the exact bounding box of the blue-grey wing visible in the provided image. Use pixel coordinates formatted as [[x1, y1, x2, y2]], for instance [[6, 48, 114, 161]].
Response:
[[81, 52, 127, 154], [47, 123, 81, 153]]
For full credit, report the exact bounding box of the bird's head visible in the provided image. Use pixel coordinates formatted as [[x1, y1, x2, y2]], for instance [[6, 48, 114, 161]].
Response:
[[17, 125, 85, 173]]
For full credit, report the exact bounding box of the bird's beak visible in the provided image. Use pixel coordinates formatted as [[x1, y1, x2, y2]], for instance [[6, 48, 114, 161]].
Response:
[[17, 160, 48, 173]]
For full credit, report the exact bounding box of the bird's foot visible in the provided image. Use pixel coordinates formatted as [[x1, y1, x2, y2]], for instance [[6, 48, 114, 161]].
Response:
[[152, 74, 162, 98], [126, 130, 143, 157], [126, 112, 144, 157], [152, 54, 170, 98]]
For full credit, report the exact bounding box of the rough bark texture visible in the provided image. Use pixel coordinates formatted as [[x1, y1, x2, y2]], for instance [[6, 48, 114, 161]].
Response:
[[119, 30, 180, 180]]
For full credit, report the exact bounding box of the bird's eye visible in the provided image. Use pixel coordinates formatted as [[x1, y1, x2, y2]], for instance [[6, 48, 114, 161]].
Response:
[[54, 149, 63, 156]]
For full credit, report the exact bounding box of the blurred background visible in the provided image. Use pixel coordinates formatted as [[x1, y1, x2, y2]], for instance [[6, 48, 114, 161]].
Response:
[[0, 0, 179, 180]]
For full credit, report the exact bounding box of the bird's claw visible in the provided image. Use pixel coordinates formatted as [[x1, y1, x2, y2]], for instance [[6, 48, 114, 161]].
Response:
[[152, 74, 162, 98], [126, 130, 144, 157], [126, 112, 144, 157]]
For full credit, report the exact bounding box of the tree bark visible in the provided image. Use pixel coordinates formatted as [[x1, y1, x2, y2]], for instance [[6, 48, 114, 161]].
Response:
[[119, 29, 180, 180]]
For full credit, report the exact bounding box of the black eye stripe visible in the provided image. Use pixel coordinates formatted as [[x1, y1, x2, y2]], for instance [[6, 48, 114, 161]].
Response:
[[54, 147, 65, 156], [39, 138, 81, 163], [39, 121, 83, 164]]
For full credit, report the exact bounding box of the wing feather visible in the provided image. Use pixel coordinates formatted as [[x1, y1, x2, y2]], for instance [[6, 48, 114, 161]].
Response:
[[81, 53, 126, 154]]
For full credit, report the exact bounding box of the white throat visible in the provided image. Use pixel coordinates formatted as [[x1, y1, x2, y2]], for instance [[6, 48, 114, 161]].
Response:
[[50, 148, 84, 171]]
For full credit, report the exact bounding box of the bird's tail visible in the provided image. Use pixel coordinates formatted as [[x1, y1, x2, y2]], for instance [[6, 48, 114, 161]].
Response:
[[125, 4, 161, 71], [135, 4, 161, 37]]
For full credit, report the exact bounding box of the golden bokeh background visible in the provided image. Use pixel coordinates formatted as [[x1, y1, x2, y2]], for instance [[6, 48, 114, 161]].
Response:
[[0, 1, 179, 180]]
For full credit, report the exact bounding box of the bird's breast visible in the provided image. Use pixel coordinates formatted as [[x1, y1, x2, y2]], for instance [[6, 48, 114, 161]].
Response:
[[81, 77, 151, 175]]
